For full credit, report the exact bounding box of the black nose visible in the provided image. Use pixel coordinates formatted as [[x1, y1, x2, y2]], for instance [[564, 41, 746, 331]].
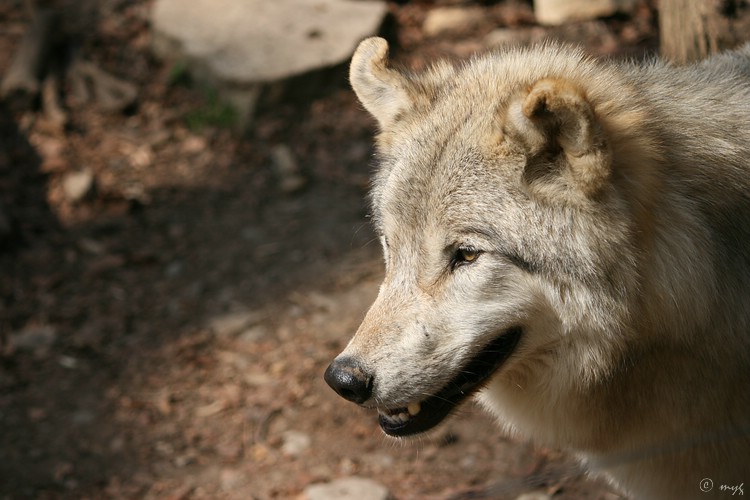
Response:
[[324, 357, 373, 404]]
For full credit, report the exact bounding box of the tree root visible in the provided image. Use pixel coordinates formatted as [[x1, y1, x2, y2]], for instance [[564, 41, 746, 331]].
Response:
[[68, 56, 138, 113], [1, 6, 138, 119]]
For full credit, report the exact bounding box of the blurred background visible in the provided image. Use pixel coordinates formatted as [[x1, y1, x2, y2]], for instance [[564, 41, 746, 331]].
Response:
[[0, 1, 748, 498]]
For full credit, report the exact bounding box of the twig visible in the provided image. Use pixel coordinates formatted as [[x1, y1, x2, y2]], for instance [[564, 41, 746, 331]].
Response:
[[41, 73, 67, 128]]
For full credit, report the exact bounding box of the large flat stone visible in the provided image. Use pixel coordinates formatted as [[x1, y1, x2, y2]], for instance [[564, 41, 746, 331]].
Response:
[[533, 0, 635, 26], [151, 0, 387, 127], [304, 477, 392, 500]]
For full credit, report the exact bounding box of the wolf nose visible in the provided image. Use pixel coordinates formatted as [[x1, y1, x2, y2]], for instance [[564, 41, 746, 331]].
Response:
[[324, 357, 373, 404]]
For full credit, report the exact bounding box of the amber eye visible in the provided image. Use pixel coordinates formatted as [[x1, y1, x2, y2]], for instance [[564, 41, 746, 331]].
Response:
[[459, 247, 479, 262], [451, 246, 481, 270]]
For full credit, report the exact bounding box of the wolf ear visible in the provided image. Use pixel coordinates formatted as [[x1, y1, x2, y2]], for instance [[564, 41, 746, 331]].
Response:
[[507, 78, 612, 198], [350, 37, 414, 130]]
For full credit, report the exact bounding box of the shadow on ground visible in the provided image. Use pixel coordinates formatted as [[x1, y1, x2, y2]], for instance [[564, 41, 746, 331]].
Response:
[[0, 134, 382, 495]]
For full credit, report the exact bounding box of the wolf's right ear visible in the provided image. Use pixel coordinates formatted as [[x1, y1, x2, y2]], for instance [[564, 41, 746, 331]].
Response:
[[506, 78, 612, 199], [350, 37, 414, 130]]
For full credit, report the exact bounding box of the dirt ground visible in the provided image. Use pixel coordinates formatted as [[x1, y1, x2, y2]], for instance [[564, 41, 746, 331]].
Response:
[[0, 1, 742, 499]]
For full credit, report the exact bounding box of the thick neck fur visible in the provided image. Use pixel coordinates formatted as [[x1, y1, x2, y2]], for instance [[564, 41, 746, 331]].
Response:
[[581, 63, 750, 496], [485, 50, 750, 499]]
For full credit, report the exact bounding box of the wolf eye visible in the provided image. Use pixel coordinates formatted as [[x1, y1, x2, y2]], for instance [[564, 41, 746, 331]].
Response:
[[451, 246, 481, 270]]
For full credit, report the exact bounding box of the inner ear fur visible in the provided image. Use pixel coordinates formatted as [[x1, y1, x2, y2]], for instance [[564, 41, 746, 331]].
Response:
[[508, 78, 612, 198]]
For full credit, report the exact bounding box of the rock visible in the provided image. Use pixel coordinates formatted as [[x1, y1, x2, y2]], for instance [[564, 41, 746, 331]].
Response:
[[487, 22, 618, 56], [8, 323, 57, 355], [219, 468, 246, 491], [361, 452, 394, 471], [280, 430, 311, 456], [62, 168, 95, 203], [70, 409, 96, 425], [485, 27, 545, 48], [271, 144, 307, 194], [58, 355, 79, 369], [208, 310, 263, 337], [533, 0, 635, 26], [164, 260, 183, 278], [237, 324, 269, 343], [151, 0, 388, 128], [515, 492, 552, 500], [181, 135, 207, 155], [303, 477, 392, 500], [422, 7, 485, 37]]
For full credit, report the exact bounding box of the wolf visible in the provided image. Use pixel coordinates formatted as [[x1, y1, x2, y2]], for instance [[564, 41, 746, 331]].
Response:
[[324, 37, 750, 499]]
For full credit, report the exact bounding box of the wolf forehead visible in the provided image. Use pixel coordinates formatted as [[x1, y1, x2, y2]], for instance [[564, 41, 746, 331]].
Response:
[[368, 146, 525, 238], [358, 40, 622, 137], [358, 40, 628, 209]]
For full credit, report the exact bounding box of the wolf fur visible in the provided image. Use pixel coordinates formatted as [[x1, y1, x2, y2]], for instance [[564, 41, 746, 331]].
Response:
[[326, 37, 750, 499]]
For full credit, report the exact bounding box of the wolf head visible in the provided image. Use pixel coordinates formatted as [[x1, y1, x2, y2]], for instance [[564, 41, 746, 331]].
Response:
[[325, 38, 661, 442]]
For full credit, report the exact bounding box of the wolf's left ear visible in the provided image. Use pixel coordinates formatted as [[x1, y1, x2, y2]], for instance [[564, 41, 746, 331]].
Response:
[[507, 78, 612, 198], [350, 37, 415, 130]]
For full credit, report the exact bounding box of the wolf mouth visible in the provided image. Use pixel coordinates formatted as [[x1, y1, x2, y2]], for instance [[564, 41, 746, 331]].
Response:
[[378, 327, 523, 437]]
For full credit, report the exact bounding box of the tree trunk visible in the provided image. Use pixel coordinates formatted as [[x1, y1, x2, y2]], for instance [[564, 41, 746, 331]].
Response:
[[659, 0, 730, 64], [0, 9, 61, 105]]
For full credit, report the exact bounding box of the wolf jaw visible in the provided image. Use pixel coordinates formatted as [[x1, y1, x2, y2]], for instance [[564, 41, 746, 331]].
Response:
[[378, 326, 523, 436]]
